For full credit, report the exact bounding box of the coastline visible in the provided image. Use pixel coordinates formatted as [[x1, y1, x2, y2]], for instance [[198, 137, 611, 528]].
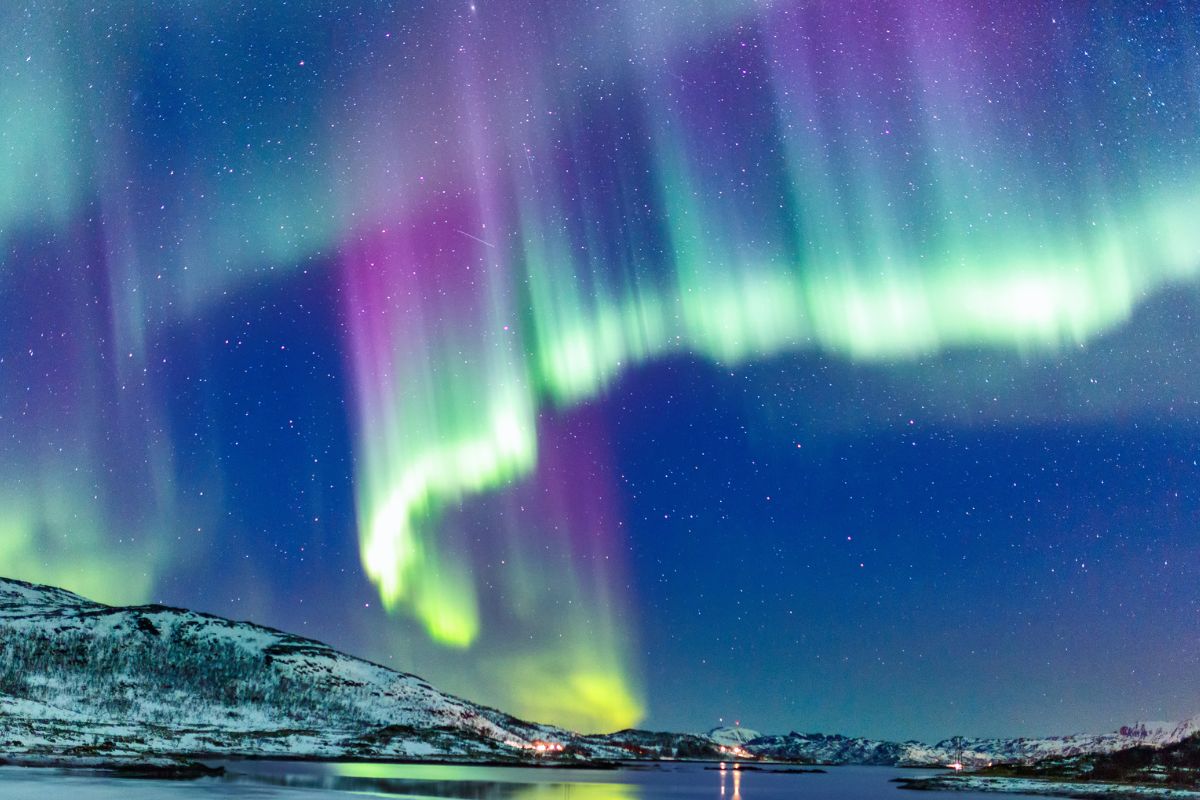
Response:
[[0, 752, 710, 781], [0, 754, 223, 780], [896, 774, 1200, 800]]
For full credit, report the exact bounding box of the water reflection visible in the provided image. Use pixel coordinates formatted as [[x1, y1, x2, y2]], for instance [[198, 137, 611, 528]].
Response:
[[221, 761, 641, 799], [0, 762, 1050, 800], [215, 759, 854, 799], [508, 785, 639, 799], [718, 763, 742, 800]]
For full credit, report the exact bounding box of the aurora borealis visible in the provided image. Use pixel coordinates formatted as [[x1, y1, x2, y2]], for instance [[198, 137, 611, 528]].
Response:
[[3, 0, 1200, 738]]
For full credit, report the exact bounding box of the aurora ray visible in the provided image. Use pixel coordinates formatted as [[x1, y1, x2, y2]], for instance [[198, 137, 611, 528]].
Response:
[[339, 1, 1200, 710], [1, 0, 1198, 735]]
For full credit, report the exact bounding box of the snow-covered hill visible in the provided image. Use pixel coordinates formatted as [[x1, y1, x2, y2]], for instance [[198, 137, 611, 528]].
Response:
[[2, 574, 1195, 770], [741, 731, 917, 765], [1116, 718, 1200, 747], [900, 731, 1200, 794], [933, 716, 1200, 767], [707, 725, 763, 747], [0, 576, 583, 762]]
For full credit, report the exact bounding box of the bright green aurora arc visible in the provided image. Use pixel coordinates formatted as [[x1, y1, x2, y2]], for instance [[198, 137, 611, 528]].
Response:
[[2, 0, 1199, 733]]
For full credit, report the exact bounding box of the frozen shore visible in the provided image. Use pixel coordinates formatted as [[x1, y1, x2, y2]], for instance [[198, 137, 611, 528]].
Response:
[[897, 773, 1200, 800]]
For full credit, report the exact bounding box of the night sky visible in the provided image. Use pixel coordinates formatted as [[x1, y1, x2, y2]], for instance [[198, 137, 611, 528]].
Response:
[[2, 0, 1199, 741]]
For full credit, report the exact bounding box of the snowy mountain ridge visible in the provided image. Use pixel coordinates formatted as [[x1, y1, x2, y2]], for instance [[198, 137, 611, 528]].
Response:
[[1, 575, 1194, 768], [706, 725, 763, 747], [1116, 717, 1200, 745], [733, 714, 1200, 767], [0, 576, 578, 762]]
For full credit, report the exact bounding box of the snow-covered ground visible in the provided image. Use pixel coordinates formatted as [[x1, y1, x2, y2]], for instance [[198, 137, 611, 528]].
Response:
[[2, 574, 1197, 771], [707, 725, 764, 746], [742, 717, 1200, 767], [903, 774, 1200, 799], [0, 576, 578, 762], [0, 575, 728, 765]]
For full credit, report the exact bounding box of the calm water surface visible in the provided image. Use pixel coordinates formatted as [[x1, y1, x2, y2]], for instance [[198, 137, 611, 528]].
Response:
[[0, 762, 1047, 799]]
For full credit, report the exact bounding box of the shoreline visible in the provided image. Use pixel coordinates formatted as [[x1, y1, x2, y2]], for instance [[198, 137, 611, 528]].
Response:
[[895, 774, 1200, 800], [0, 752, 768, 781], [0, 755, 224, 780]]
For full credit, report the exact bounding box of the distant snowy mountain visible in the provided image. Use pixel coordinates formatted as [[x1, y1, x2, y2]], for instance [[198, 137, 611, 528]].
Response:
[[707, 725, 763, 747], [935, 715, 1200, 767], [742, 732, 917, 765], [901, 730, 1200, 794], [1116, 718, 1200, 746], [743, 715, 1200, 767]]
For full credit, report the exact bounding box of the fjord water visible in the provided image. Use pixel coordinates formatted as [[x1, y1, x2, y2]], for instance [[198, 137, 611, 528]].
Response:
[[0, 763, 1047, 799]]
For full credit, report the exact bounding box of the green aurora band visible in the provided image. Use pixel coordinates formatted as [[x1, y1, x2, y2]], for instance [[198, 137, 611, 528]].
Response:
[[2, 0, 1199, 732], [344, 1, 1200, 731]]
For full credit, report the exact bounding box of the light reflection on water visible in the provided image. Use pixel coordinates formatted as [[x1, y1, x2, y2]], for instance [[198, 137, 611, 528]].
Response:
[[214, 761, 1056, 800], [217, 760, 822, 798], [214, 760, 910, 799], [718, 763, 743, 800], [331, 761, 641, 799], [0, 762, 1055, 799], [224, 760, 645, 798]]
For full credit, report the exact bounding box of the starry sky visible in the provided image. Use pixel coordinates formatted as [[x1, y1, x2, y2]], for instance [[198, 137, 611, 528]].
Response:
[[2, 0, 1199, 741]]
